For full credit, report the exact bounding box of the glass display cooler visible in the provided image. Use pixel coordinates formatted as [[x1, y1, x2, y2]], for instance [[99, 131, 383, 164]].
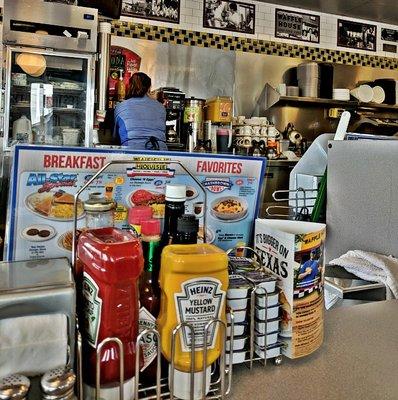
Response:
[[3, 46, 95, 151]]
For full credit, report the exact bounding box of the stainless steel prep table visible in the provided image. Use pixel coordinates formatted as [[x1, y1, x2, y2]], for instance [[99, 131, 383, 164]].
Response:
[[230, 300, 398, 400]]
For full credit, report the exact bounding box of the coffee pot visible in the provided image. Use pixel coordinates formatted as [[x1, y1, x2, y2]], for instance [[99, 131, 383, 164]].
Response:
[[251, 140, 266, 157], [194, 138, 212, 153], [285, 123, 303, 146]]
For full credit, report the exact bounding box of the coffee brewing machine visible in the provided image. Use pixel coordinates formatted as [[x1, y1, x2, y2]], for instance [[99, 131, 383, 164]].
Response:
[[156, 87, 186, 150]]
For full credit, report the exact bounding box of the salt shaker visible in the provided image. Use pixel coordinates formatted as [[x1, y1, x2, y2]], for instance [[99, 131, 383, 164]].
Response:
[[41, 367, 76, 400], [0, 375, 30, 400]]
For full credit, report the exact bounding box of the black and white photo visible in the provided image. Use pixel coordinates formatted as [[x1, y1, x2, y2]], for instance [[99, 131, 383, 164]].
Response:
[[275, 9, 320, 43], [337, 19, 376, 51], [44, 0, 76, 4], [203, 0, 255, 35], [122, 0, 180, 24], [381, 28, 398, 43]]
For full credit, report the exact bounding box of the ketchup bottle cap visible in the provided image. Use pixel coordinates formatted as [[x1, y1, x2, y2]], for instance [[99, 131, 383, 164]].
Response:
[[141, 219, 161, 236], [128, 206, 153, 225]]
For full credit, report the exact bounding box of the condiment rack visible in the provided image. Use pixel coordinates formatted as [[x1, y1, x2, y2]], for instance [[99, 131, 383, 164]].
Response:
[[75, 317, 234, 400], [71, 159, 232, 400], [226, 247, 284, 368], [265, 187, 319, 220]]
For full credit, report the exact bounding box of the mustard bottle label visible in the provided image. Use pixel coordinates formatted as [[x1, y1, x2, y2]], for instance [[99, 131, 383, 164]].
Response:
[[82, 272, 102, 348], [139, 307, 157, 371], [175, 278, 225, 352]]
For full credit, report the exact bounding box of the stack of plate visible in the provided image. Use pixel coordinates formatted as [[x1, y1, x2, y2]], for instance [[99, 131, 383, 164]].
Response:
[[297, 62, 320, 98], [350, 84, 374, 103], [286, 86, 299, 97], [333, 88, 350, 101]]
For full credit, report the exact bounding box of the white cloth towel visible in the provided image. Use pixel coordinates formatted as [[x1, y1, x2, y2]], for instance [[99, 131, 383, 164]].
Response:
[[325, 250, 398, 309], [0, 314, 68, 378]]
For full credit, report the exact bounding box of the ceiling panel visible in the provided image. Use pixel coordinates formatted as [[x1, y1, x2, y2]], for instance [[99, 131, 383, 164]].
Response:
[[263, 0, 398, 25]]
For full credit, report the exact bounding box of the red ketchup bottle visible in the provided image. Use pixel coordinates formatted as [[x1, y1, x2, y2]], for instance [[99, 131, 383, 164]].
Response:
[[76, 227, 144, 394]]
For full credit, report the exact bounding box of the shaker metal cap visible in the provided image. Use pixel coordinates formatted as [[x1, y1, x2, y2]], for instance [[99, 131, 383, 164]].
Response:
[[83, 192, 115, 212], [0, 375, 30, 400], [41, 368, 76, 396]]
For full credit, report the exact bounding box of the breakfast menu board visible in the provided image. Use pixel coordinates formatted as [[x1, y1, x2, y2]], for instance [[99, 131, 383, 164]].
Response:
[[5, 145, 266, 262]]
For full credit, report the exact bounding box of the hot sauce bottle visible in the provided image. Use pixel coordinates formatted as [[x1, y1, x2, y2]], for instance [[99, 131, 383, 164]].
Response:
[[138, 219, 163, 382]]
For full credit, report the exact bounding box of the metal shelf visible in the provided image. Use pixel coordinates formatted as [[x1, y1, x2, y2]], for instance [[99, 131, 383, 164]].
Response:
[[278, 96, 398, 110], [11, 105, 85, 114], [263, 84, 398, 111], [12, 85, 85, 95]]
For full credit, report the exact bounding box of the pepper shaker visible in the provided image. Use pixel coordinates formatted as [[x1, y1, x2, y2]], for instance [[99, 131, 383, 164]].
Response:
[[0, 374, 30, 400], [41, 368, 76, 400]]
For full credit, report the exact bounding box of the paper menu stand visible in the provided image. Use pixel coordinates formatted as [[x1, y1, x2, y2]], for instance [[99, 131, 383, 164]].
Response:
[[254, 219, 326, 359]]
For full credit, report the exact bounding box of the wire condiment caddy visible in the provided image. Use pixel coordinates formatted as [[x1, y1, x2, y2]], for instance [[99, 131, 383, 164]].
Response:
[[72, 159, 233, 400], [265, 187, 318, 220], [226, 247, 284, 369]]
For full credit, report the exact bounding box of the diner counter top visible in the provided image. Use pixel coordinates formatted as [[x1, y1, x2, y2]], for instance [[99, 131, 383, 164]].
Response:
[[230, 300, 398, 400]]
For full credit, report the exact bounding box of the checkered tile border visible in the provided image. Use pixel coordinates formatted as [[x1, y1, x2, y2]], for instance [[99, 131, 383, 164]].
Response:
[[112, 21, 398, 70]]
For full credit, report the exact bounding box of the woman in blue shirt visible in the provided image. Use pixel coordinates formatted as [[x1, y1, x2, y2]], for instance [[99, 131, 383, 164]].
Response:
[[114, 72, 167, 150]]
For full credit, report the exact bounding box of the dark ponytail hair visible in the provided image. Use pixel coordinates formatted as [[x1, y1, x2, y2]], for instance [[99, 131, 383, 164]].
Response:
[[127, 72, 151, 98]]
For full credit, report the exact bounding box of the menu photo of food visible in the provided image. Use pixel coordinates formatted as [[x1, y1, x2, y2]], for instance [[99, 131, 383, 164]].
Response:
[[128, 189, 166, 218], [210, 196, 248, 222], [185, 185, 199, 200], [21, 224, 57, 242], [58, 229, 83, 252], [25, 189, 84, 221]]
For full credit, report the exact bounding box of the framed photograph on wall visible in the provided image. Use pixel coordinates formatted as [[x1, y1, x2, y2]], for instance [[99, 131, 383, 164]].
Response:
[[337, 19, 376, 51], [203, 0, 255, 35], [381, 28, 398, 43], [44, 0, 76, 3], [121, 0, 180, 24], [275, 9, 320, 44]]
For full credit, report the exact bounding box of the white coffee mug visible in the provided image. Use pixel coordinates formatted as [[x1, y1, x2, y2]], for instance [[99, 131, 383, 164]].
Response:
[[252, 126, 261, 135], [241, 125, 253, 136], [260, 127, 268, 137], [237, 116, 245, 125], [243, 136, 252, 147], [277, 83, 287, 96]]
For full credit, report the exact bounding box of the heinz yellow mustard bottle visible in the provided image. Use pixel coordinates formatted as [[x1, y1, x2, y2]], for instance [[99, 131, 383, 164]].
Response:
[[157, 244, 228, 400]]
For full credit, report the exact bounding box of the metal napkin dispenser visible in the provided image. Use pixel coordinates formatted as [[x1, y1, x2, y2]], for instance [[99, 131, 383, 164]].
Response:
[[0, 257, 76, 367], [3, 0, 98, 53]]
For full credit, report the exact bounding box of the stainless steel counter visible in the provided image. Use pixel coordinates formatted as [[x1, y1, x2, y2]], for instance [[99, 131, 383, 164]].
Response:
[[230, 300, 398, 400]]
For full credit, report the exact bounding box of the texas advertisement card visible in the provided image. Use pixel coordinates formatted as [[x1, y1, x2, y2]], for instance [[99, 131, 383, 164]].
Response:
[[255, 219, 326, 359]]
